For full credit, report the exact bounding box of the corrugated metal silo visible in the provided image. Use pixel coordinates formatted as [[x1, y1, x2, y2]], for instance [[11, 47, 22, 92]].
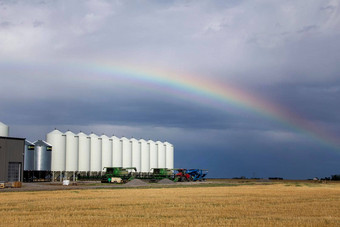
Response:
[[130, 138, 140, 171], [24, 140, 35, 171], [65, 131, 78, 172], [111, 136, 121, 167], [139, 139, 149, 172], [121, 137, 131, 168], [47, 129, 66, 172], [101, 134, 112, 168], [170, 144, 174, 169], [89, 133, 101, 172], [0, 121, 9, 137], [156, 141, 166, 168], [33, 140, 52, 171], [77, 132, 90, 172], [164, 142, 174, 169], [148, 140, 157, 171]]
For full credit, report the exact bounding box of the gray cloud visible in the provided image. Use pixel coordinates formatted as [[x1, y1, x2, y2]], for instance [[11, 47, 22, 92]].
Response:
[[0, 21, 11, 27]]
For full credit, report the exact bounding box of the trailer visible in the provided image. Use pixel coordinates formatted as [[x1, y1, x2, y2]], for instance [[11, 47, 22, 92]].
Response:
[[186, 169, 208, 181]]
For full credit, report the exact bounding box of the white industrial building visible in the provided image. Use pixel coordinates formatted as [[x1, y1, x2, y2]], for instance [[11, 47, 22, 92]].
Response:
[[46, 129, 174, 179]]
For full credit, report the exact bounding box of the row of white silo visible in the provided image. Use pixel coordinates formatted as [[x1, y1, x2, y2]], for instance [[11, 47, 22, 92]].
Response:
[[46, 129, 174, 173]]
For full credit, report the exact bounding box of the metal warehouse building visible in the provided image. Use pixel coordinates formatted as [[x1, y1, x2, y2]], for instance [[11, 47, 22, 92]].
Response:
[[0, 122, 25, 182]]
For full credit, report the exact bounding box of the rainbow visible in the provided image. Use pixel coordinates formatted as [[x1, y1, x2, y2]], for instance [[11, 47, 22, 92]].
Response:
[[3, 59, 340, 150], [72, 61, 339, 151]]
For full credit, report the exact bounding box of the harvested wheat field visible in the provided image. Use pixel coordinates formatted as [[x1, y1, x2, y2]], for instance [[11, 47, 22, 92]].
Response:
[[0, 183, 339, 226]]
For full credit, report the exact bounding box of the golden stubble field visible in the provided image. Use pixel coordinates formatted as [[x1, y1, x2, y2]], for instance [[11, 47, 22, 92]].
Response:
[[0, 183, 339, 226]]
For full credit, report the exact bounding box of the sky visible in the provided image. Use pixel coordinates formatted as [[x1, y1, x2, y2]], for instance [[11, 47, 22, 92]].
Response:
[[1, 0, 340, 179]]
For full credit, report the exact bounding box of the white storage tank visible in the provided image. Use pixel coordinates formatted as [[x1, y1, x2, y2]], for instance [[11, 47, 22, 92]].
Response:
[[77, 132, 90, 172], [139, 139, 149, 173], [156, 141, 166, 168], [164, 142, 174, 169], [148, 140, 157, 171], [101, 134, 112, 168], [111, 136, 121, 167], [33, 140, 52, 171], [0, 121, 9, 137], [65, 131, 78, 172], [131, 138, 140, 171], [24, 140, 35, 171], [121, 137, 131, 168], [89, 133, 101, 172], [47, 129, 66, 172]]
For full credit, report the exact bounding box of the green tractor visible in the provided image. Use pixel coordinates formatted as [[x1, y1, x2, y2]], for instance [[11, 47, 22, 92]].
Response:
[[101, 167, 137, 183]]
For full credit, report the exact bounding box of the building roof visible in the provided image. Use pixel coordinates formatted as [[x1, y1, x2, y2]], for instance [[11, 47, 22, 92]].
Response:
[[0, 136, 25, 141]]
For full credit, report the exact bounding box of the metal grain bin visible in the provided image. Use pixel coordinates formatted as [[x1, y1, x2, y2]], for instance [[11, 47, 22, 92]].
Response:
[[139, 139, 149, 173], [89, 133, 101, 172], [101, 134, 111, 168], [111, 136, 121, 167], [164, 142, 174, 169], [34, 140, 52, 171], [131, 138, 140, 171], [156, 141, 166, 168], [121, 137, 131, 168], [24, 140, 35, 171], [46, 129, 65, 172], [148, 140, 157, 171], [0, 121, 9, 137], [78, 132, 90, 172], [65, 131, 78, 172]]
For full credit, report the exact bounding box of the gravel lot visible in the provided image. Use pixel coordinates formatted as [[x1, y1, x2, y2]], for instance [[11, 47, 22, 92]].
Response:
[[0, 180, 209, 192]]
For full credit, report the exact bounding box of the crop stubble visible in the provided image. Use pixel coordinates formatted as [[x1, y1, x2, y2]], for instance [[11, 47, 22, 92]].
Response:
[[0, 184, 339, 226]]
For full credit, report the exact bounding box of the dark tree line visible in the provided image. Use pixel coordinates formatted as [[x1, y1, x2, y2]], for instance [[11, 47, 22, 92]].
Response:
[[320, 174, 340, 181]]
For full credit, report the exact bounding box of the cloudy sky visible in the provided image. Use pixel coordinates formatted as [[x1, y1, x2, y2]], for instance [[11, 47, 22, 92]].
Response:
[[1, 0, 340, 179]]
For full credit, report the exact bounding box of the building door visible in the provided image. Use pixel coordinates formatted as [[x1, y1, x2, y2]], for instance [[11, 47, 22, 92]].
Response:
[[8, 162, 21, 182]]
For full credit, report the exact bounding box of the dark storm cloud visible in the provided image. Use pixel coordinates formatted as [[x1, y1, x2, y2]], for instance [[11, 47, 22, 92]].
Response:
[[1, 90, 266, 130], [262, 83, 340, 123], [174, 127, 339, 179]]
